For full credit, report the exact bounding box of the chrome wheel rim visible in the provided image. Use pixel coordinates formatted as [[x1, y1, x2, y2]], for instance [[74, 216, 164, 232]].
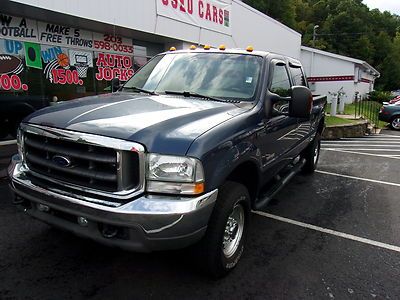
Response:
[[223, 203, 245, 258], [392, 118, 400, 130]]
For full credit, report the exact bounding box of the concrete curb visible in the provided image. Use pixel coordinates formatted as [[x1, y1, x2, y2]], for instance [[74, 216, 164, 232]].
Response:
[[322, 120, 368, 140]]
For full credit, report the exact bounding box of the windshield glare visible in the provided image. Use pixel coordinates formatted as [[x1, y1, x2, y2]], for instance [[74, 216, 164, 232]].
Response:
[[123, 53, 263, 101]]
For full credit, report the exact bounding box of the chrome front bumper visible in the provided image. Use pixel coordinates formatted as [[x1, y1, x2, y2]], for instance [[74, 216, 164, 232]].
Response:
[[8, 155, 218, 252]]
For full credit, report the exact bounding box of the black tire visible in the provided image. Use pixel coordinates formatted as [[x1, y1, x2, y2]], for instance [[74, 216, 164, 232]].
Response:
[[197, 181, 251, 279], [301, 133, 321, 174], [0, 126, 8, 140], [390, 116, 400, 131]]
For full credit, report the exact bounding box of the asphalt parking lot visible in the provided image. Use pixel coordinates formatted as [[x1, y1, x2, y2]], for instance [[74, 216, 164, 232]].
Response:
[[1, 130, 400, 299]]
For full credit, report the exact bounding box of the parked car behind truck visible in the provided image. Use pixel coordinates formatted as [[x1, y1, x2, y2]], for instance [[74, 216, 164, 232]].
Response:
[[8, 47, 326, 277], [379, 102, 400, 130]]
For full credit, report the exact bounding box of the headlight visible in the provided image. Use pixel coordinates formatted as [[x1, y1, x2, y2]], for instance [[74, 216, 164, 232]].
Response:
[[146, 154, 205, 195]]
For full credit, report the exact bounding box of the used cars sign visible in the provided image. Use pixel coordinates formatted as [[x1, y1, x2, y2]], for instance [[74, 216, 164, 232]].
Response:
[[157, 0, 232, 35]]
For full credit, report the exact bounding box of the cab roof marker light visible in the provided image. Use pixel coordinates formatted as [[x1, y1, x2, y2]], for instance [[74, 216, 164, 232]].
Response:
[[219, 45, 226, 50], [246, 46, 254, 52], [190, 45, 197, 50], [204, 45, 211, 50], [169, 47, 177, 51]]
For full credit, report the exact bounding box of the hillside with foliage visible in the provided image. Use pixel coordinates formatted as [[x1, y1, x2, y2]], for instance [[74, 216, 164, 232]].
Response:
[[243, 0, 400, 91]]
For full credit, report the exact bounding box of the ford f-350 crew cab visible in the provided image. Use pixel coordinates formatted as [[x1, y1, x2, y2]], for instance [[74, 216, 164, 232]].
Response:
[[8, 48, 326, 278]]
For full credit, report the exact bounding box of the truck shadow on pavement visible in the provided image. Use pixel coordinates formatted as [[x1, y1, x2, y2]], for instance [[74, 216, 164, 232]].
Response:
[[2, 167, 400, 299]]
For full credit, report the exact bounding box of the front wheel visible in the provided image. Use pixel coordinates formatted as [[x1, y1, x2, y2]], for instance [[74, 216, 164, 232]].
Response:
[[197, 181, 250, 278], [390, 116, 400, 131]]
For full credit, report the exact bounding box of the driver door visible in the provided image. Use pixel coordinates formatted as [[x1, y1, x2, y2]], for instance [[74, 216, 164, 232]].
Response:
[[259, 60, 299, 177]]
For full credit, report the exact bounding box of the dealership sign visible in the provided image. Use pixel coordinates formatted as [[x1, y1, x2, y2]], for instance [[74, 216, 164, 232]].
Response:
[[157, 0, 232, 35]]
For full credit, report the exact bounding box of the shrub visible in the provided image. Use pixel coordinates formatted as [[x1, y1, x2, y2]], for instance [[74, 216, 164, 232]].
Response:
[[367, 91, 393, 103]]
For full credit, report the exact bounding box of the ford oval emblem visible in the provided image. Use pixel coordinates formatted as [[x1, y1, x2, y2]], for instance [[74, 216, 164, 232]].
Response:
[[52, 155, 72, 168]]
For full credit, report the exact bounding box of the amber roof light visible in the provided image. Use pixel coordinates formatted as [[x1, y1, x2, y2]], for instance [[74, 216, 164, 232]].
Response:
[[246, 46, 254, 52], [169, 47, 177, 51]]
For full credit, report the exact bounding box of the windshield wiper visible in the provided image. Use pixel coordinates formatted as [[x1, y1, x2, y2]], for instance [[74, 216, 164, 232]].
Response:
[[123, 86, 158, 95], [163, 91, 229, 103]]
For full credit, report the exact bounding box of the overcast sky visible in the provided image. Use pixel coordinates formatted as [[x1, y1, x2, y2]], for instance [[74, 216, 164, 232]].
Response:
[[363, 0, 400, 14]]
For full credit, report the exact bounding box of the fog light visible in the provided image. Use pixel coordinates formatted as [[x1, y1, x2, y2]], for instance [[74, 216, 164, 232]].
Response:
[[37, 203, 50, 212], [77, 216, 89, 227]]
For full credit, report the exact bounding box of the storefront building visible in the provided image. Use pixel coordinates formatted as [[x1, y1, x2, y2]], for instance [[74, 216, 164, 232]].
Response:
[[1, 0, 380, 108], [301, 46, 380, 104], [0, 0, 301, 103]]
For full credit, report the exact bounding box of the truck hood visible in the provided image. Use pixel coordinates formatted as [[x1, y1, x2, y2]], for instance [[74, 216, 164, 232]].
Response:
[[25, 93, 249, 154]]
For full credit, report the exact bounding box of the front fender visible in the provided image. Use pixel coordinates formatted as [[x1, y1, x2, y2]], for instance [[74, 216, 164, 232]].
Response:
[[186, 108, 263, 192]]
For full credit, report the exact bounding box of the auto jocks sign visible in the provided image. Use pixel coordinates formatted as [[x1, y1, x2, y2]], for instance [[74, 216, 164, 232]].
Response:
[[157, 0, 232, 35]]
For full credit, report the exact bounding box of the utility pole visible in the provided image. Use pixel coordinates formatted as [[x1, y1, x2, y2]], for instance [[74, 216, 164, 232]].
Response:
[[313, 25, 319, 48]]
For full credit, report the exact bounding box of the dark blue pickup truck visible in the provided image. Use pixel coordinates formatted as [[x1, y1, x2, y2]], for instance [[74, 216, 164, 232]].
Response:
[[8, 48, 326, 277]]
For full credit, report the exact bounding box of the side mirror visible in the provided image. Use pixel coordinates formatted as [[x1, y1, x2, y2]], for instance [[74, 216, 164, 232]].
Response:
[[289, 86, 313, 118], [111, 77, 121, 93]]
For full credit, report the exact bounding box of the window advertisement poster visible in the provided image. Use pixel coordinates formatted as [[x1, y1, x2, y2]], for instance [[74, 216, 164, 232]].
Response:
[[0, 38, 30, 91], [37, 21, 93, 50], [41, 45, 86, 86], [94, 52, 134, 82], [0, 13, 39, 42], [156, 0, 232, 35], [93, 33, 134, 55]]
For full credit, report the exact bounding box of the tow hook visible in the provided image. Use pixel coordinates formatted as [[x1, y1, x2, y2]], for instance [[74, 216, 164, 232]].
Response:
[[101, 225, 119, 239]]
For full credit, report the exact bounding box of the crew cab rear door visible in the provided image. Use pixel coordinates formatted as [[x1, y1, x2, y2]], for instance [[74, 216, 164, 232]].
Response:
[[288, 61, 313, 145]]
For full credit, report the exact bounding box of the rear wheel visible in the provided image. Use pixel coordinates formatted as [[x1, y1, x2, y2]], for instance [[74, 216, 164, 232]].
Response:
[[197, 181, 250, 278], [301, 133, 321, 174], [390, 116, 400, 131]]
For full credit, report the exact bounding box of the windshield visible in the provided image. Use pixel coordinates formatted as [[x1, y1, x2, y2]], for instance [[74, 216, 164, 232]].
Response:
[[123, 53, 263, 101]]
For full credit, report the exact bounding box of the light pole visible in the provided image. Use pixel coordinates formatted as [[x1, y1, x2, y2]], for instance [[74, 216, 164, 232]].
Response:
[[310, 25, 319, 78], [313, 25, 319, 48]]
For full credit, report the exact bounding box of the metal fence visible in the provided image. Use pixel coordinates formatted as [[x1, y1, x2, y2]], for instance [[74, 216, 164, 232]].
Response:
[[354, 97, 381, 129]]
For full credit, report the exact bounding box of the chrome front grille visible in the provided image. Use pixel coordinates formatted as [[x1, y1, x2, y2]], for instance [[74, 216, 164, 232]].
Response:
[[21, 124, 145, 201]]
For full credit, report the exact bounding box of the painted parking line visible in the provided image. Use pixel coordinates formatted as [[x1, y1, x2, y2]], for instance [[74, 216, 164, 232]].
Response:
[[0, 140, 17, 146], [321, 135, 400, 158], [322, 141, 400, 144], [321, 148, 400, 160], [323, 145, 400, 148], [379, 134, 400, 138], [316, 170, 400, 188], [323, 148, 400, 152], [338, 137, 400, 141], [253, 211, 400, 254]]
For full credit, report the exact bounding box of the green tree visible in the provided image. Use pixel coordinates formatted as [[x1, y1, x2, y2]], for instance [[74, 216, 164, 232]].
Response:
[[243, 0, 297, 29], [376, 34, 400, 90], [243, 0, 400, 90]]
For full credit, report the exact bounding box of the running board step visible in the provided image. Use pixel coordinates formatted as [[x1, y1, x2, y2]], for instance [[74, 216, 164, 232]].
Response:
[[254, 158, 306, 210]]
